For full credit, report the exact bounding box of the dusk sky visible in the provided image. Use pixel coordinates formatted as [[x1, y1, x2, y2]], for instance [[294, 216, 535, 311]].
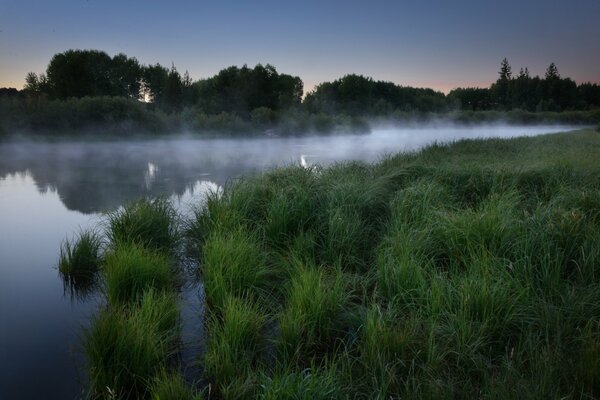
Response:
[[1, 0, 599, 93]]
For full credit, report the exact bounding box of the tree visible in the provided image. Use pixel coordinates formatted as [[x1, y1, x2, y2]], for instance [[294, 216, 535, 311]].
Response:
[[110, 53, 142, 98], [499, 58, 512, 80], [163, 64, 184, 111], [545, 63, 560, 80], [492, 58, 513, 109], [142, 64, 169, 105], [36, 50, 143, 99]]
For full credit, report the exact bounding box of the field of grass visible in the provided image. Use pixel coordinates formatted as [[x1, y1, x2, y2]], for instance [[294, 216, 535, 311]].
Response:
[[190, 128, 600, 399], [63, 129, 600, 398]]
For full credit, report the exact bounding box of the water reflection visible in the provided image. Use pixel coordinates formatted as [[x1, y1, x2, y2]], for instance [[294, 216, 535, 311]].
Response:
[[60, 268, 100, 302], [0, 125, 578, 214]]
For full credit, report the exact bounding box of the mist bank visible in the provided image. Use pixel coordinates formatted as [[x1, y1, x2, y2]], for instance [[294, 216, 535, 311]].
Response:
[[1, 95, 599, 139]]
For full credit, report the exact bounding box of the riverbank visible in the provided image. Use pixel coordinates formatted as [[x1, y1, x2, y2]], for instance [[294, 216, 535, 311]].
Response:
[[64, 128, 600, 398]]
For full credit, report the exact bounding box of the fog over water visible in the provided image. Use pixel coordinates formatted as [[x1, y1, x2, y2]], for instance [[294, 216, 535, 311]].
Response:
[[0, 124, 581, 399]]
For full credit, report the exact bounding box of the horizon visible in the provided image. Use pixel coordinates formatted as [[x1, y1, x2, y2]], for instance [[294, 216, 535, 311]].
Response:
[[1, 0, 600, 93]]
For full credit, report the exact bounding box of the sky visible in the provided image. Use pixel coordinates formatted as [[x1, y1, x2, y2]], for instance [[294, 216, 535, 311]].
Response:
[[1, 0, 599, 93]]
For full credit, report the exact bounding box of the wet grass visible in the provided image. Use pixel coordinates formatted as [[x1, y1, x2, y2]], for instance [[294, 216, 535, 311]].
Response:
[[64, 129, 600, 398], [63, 198, 192, 399], [83, 289, 179, 399], [58, 229, 103, 296], [189, 128, 600, 398], [104, 243, 175, 306], [58, 229, 103, 279], [107, 198, 179, 253]]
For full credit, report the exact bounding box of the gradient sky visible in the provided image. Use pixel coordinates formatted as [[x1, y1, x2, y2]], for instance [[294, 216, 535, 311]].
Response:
[[1, 0, 599, 93]]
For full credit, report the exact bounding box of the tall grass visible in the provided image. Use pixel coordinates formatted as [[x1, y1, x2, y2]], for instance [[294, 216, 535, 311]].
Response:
[[200, 226, 271, 310], [71, 129, 600, 398], [58, 229, 103, 280], [150, 370, 203, 400], [103, 243, 174, 306], [278, 263, 351, 361], [107, 198, 179, 253], [83, 289, 179, 399], [188, 129, 600, 398], [203, 295, 266, 397]]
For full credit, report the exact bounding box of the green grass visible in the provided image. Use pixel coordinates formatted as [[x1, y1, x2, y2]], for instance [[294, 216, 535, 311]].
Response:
[[103, 243, 174, 306], [58, 229, 103, 280], [150, 370, 203, 400], [107, 198, 179, 253], [277, 262, 351, 361], [68, 128, 600, 398], [200, 226, 271, 310], [260, 362, 346, 400], [189, 129, 600, 398], [203, 295, 266, 397], [83, 289, 179, 399]]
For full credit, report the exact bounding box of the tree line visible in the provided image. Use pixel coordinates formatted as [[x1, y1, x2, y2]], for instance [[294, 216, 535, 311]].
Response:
[[21, 50, 303, 116], [449, 58, 600, 112], [4, 50, 600, 125], [15, 50, 600, 116]]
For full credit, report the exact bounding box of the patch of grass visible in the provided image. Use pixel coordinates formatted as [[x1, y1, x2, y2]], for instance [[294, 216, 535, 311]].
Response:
[[104, 244, 174, 306], [203, 295, 266, 395], [201, 226, 270, 310], [260, 362, 346, 400], [58, 229, 103, 293], [187, 130, 599, 397], [83, 289, 179, 399], [278, 263, 351, 361], [185, 190, 243, 254], [150, 370, 202, 400], [107, 198, 178, 253]]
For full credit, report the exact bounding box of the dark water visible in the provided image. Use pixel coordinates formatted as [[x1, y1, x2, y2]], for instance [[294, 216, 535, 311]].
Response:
[[0, 125, 579, 399]]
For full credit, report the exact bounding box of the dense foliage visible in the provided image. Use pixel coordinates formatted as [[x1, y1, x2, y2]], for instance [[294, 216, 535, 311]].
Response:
[[304, 74, 449, 115]]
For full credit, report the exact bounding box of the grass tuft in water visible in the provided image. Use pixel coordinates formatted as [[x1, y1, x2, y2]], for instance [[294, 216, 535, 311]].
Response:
[[107, 198, 178, 253], [83, 289, 179, 399], [58, 229, 103, 295], [104, 243, 174, 306]]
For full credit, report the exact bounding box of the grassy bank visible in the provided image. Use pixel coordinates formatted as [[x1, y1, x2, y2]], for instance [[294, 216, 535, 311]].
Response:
[[60, 129, 600, 398], [190, 128, 600, 398]]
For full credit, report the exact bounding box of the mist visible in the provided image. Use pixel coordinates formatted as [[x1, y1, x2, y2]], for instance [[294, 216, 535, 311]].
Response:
[[0, 123, 583, 213]]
